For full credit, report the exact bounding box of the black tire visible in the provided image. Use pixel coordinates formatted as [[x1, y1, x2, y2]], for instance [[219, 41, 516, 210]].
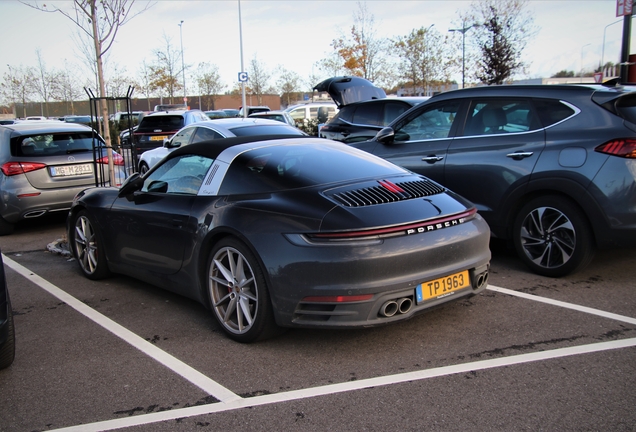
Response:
[[207, 237, 278, 343], [513, 195, 595, 277], [69, 210, 111, 280], [0, 216, 15, 236], [139, 162, 149, 175], [0, 296, 15, 370]]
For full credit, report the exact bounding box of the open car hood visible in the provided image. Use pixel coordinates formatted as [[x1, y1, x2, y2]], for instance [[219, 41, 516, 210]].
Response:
[[313, 76, 386, 107]]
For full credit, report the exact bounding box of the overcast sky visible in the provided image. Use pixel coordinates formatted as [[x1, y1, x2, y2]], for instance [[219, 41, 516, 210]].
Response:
[[0, 0, 629, 94]]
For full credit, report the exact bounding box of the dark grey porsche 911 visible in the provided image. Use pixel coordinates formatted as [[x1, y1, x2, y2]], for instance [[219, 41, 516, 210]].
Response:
[[68, 136, 491, 342]]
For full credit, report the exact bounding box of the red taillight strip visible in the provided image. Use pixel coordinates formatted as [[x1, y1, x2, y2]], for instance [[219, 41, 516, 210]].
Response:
[[595, 139, 636, 158], [302, 294, 374, 303], [311, 208, 477, 239], [1, 162, 47, 176]]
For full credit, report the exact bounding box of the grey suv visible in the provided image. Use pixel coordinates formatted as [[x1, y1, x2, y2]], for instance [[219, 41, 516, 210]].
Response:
[[351, 84, 636, 277], [0, 122, 125, 235]]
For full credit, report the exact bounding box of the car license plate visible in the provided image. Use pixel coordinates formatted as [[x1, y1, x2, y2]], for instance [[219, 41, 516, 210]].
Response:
[[50, 164, 93, 177], [416, 270, 470, 303], [150, 135, 168, 141]]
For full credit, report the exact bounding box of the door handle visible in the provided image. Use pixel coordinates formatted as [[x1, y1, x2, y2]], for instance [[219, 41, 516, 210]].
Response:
[[506, 151, 534, 160], [422, 156, 444, 163]]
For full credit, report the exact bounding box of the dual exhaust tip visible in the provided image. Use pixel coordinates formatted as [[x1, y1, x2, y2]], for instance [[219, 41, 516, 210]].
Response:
[[378, 269, 489, 318], [379, 297, 413, 318]]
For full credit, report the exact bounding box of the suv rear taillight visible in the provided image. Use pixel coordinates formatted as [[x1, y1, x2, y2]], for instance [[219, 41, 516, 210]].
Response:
[[96, 153, 124, 166], [595, 139, 636, 158], [1, 162, 47, 176]]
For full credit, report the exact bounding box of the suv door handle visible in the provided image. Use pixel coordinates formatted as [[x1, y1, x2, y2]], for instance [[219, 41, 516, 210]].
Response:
[[506, 151, 534, 160], [422, 156, 444, 163]]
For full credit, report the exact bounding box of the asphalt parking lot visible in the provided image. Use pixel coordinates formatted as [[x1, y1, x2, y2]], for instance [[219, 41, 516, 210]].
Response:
[[1, 214, 635, 431]]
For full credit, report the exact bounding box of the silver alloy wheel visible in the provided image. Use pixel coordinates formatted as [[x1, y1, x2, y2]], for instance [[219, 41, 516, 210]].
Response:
[[139, 163, 149, 175], [518, 206, 576, 269], [209, 246, 258, 335], [74, 215, 99, 274]]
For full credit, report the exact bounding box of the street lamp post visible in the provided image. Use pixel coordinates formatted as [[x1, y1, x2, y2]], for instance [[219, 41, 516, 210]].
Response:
[[178, 20, 186, 106], [449, 22, 478, 89], [581, 43, 591, 83], [601, 19, 622, 74], [424, 24, 434, 96]]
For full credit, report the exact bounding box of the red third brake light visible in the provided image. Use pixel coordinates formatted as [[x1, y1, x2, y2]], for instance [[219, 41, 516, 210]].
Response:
[[595, 139, 636, 158], [1, 162, 47, 176]]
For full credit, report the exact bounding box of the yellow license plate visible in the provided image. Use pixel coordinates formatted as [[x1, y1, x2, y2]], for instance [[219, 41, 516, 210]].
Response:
[[416, 270, 470, 303], [150, 135, 168, 141]]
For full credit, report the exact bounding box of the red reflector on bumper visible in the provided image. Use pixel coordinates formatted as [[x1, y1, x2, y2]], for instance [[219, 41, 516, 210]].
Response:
[[302, 294, 374, 303]]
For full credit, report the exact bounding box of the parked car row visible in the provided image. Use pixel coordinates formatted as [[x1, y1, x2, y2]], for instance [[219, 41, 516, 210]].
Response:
[[3, 78, 635, 344]]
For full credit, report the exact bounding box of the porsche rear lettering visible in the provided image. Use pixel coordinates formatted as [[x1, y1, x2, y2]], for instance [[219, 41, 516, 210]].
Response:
[[406, 217, 466, 235]]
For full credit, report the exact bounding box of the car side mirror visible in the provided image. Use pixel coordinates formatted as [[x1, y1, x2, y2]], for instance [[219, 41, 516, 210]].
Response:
[[375, 127, 395, 144], [117, 173, 143, 198], [147, 180, 168, 193]]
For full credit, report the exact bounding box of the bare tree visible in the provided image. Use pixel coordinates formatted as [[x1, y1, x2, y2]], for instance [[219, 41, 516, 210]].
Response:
[[276, 67, 301, 108], [135, 61, 156, 111], [1, 65, 36, 118], [248, 56, 271, 106], [32, 49, 58, 117], [150, 33, 183, 103], [195, 62, 225, 111], [52, 63, 86, 115], [330, 2, 391, 85], [23, 0, 154, 180]]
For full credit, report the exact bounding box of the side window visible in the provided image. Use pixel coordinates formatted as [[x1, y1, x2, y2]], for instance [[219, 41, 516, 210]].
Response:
[[395, 101, 461, 141], [463, 99, 539, 136], [352, 103, 382, 126], [309, 107, 318, 119], [142, 154, 214, 195], [191, 126, 224, 143], [289, 108, 306, 121], [171, 127, 196, 147]]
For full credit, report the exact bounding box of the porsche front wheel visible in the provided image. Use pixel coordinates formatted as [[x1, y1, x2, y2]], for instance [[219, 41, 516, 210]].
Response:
[[207, 238, 277, 342], [70, 210, 111, 280]]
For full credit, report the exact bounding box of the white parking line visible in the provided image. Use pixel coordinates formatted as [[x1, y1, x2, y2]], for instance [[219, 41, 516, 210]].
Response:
[[49, 337, 636, 432], [5, 257, 636, 432], [487, 285, 636, 325], [2, 254, 241, 403]]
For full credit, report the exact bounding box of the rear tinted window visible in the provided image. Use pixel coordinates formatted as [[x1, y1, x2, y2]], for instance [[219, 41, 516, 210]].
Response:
[[612, 93, 636, 123], [138, 115, 185, 132], [228, 125, 304, 137], [352, 103, 382, 126], [219, 142, 404, 195], [11, 132, 104, 157], [533, 99, 576, 127]]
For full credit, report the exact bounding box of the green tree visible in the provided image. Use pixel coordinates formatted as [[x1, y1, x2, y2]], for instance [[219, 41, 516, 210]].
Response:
[[552, 70, 575, 78], [393, 26, 453, 96], [276, 68, 302, 107], [459, 0, 535, 85]]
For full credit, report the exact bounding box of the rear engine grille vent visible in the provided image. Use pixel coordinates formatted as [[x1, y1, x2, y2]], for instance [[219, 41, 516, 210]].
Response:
[[330, 180, 445, 207]]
